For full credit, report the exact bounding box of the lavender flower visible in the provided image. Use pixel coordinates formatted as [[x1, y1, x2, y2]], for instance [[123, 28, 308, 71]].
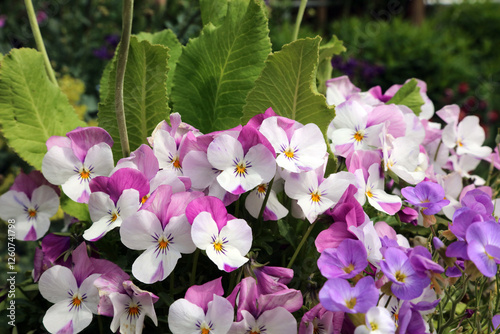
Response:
[[319, 277, 379, 314], [317, 239, 368, 279], [401, 181, 450, 215]]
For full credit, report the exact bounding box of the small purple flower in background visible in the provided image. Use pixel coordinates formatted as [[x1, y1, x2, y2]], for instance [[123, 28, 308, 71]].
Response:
[[42, 127, 114, 203], [0, 171, 60, 240], [380, 247, 430, 300], [317, 239, 368, 279], [33, 233, 71, 281], [0, 14, 7, 28], [36, 11, 48, 24], [401, 181, 450, 215], [319, 276, 379, 314]]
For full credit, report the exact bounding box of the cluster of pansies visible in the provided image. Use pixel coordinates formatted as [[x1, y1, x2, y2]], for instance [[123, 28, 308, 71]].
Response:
[[2, 75, 500, 334]]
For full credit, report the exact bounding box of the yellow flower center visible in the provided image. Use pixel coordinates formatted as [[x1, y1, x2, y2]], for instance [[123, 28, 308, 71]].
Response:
[[310, 191, 321, 203], [457, 139, 463, 147], [284, 148, 295, 159], [71, 295, 82, 307], [213, 241, 223, 252], [28, 208, 37, 218], [235, 162, 247, 176], [345, 297, 357, 309], [111, 212, 119, 222], [128, 305, 140, 317], [141, 194, 150, 204], [201, 329, 210, 334], [80, 168, 90, 179], [172, 157, 182, 169], [395, 270, 406, 282], [370, 322, 378, 330], [354, 130, 364, 142], [257, 184, 267, 194], [158, 237, 170, 250], [343, 263, 355, 274], [366, 190, 374, 198]]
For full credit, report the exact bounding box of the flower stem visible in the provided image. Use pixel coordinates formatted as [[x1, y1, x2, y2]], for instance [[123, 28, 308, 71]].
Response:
[[292, 0, 308, 42], [115, 0, 134, 158], [24, 0, 58, 86], [258, 178, 274, 223], [287, 220, 316, 269], [190, 249, 200, 286]]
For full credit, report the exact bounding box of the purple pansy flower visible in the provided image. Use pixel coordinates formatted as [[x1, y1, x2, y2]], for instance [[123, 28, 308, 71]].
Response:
[[466, 221, 500, 277], [319, 276, 379, 314], [317, 239, 368, 279], [401, 181, 450, 215]]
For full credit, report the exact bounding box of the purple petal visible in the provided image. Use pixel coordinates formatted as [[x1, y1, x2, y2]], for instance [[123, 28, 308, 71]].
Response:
[[107, 168, 149, 203], [71, 243, 95, 286], [185, 277, 224, 313], [185, 196, 228, 230], [116, 144, 159, 181], [11, 170, 60, 199], [246, 107, 278, 129], [315, 222, 356, 253], [237, 124, 276, 158], [67, 127, 113, 162]]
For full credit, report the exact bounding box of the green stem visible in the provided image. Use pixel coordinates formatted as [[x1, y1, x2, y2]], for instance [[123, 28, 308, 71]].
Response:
[[287, 221, 316, 269], [433, 140, 442, 162], [24, 0, 58, 86], [115, 0, 134, 158], [190, 249, 200, 286], [292, 0, 308, 42], [258, 178, 275, 223]]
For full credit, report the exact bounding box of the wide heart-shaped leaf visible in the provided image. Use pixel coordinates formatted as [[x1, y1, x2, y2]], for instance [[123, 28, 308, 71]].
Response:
[[171, 0, 271, 133], [0, 48, 86, 169], [98, 37, 170, 162], [242, 37, 334, 133], [200, 0, 228, 26], [136, 30, 182, 97]]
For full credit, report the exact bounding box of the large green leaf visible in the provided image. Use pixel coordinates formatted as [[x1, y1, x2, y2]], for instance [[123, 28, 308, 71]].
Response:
[[171, 0, 271, 133], [60, 193, 91, 222], [200, 0, 228, 26], [387, 78, 425, 116], [135, 30, 182, 96], [0, 48, 86, 170], [98, 37, 170, 162], [242, 37, 334, 133]]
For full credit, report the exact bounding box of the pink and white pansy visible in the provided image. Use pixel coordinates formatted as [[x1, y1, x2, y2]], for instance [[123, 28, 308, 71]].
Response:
[[168, 278, 234, 334], [42, 127, 114, 203], [0, 171, 59, 240], [120, 185, 204, 283], [207, 125, 276, 195], [284, 169, 359, 223], [83, 168, 148, 241], [187, 196, 253, 272], [259, 116, 327, 173]]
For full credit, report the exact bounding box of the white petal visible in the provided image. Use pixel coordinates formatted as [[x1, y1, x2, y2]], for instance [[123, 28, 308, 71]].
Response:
[[84, 142, 114, 177], [441, 122, 457, 148], [79, 274, 101, 314], [207, 134, 244, 170], [165, 215, 197, 254], [61, 174, 90, 203], [30, 215, 51, 240], [259, 117, 291, 154], [367, 188, 402, 215], [206, 243, 248, 271], [32, 186, 60, 217], [284, 171, 318, 201], [153, 129, 178, 170], [132, 246, 181, 283], [290, 123, 327, 171], [168, 299, 205, 334], [42, 146, 82, 185], [120, 210, 163, 250], [183, 151, 217, 189], [191, 212, 220, 250], [43, 300, 92, 334], [244, 144, 276, 183], [150, 169, 186, 193], [39, 266, 78, 303], [88, 192, 115, 222], [221, 219, 252, 256], [116, 189, 141, 219], [206, 295, 235, 334], [257, 307, 297, 334], [0, 190, 30, 221]]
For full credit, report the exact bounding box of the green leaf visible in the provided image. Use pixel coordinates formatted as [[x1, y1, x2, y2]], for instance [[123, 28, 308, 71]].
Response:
[[200, 0, 228, 26], [60, 192, 91, 222], [387, 78, 425, 116], [0, 48, 86, 170], [317, 35, 346, 94], [277, 219, 298, 249], [171, 0, 271, 133], [135, 30, 183, 96], [242, 37, 334, 134], [98, 37, 170, 162]]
